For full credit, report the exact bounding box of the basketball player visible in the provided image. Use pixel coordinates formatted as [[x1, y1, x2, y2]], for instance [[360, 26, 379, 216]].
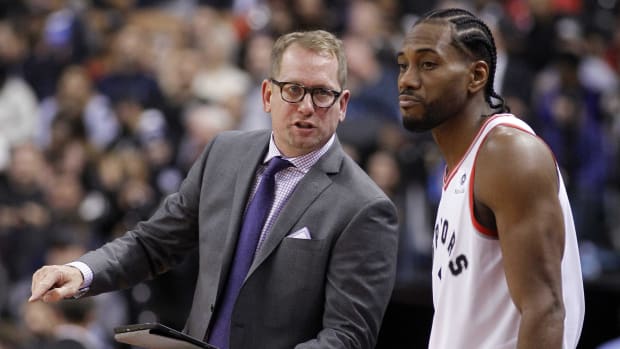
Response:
[[396, 8, 585, 348]]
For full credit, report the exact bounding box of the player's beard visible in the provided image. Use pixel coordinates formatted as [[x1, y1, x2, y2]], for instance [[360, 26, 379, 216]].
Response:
[[402, 98, 454, 132]]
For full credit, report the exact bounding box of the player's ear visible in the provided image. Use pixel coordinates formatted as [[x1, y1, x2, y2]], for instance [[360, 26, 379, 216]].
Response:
[[468, 60, 488, 94]]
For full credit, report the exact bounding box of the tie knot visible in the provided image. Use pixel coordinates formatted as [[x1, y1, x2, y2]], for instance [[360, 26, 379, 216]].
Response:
[[262, 156, 292, 178]]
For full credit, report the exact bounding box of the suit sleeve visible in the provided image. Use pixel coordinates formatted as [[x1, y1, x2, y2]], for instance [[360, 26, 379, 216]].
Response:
[[295, 197, 399, 349], [78, 140, 214, 295]]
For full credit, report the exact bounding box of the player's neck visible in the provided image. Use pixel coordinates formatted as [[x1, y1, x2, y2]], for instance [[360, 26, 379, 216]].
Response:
[[433, 104, 492, 171]]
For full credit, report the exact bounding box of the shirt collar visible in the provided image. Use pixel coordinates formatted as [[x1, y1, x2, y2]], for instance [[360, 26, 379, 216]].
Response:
[[264, 133, 335, 173]]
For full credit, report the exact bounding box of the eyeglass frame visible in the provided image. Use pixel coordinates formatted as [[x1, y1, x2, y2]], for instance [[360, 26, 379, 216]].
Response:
[[269, 78, 342, 109]]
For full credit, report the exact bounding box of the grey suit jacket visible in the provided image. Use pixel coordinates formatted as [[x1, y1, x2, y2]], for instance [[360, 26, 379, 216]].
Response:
[[79, 130, 399, 349]]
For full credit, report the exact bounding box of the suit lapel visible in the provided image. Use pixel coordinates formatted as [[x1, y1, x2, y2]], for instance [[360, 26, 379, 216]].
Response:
[[218, 132, 270, 289], [248, 138, 344, 276]]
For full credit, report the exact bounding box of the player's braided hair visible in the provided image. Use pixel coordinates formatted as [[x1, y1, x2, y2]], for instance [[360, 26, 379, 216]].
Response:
[[417, 8, 510, 113]]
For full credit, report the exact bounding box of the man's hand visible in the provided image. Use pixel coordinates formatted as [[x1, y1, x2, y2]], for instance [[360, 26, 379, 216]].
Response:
[[29, 265, 84, 302]]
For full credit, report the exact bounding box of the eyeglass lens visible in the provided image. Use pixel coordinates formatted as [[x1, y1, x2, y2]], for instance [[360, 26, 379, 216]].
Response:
[[281, 83, 336, 107]]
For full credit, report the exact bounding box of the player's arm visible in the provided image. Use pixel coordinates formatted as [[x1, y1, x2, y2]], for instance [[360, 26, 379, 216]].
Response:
[[475, 126, 565, 349]]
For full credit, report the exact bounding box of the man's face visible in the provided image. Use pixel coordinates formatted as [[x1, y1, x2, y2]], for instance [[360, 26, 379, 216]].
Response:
[[262, 43, 350, 157], [397, 22, 472, 132]]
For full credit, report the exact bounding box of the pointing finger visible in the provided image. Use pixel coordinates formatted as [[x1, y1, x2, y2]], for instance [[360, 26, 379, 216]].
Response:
[[29, 267, 60, 302], [29, 266, 81, 302]]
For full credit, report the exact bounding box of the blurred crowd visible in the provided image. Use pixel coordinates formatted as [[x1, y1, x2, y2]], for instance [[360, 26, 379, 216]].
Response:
[[1, 0, 620, 348]]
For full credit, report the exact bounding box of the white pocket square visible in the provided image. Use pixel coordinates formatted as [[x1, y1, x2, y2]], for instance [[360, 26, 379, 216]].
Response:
[[287, 227, 311, 240]]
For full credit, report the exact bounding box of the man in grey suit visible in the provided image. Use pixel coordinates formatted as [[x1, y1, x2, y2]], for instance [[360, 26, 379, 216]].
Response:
[[29, 30, 399, 349]]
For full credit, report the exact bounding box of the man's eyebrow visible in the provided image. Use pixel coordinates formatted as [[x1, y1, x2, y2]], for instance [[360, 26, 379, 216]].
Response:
[[415, 47, 438, 54], [397, 47, 438, 58]]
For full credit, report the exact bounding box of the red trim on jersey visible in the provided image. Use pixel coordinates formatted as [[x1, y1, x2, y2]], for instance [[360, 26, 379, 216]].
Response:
[[468, 116, 537, 237], [469, 151, 497, 237], [443, 114, 503, 190]]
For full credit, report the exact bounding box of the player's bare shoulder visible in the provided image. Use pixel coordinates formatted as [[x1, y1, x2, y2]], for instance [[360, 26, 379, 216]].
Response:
[[474, 123, 559, 205], [479, 124, 556, 177]]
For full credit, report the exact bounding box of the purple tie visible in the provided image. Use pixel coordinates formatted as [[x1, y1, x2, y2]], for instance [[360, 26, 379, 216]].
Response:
[[208, 157, 291, 349]]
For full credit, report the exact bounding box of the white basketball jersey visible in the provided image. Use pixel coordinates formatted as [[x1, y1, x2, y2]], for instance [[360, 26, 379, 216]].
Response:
[[428, 114, 585, 349]]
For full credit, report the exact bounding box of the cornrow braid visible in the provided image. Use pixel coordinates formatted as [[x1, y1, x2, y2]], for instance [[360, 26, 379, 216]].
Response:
[[417, 8, 510, 113]]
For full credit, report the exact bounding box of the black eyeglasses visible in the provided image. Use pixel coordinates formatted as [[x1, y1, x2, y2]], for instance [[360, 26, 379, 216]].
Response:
[[270, 78, 342, 109]]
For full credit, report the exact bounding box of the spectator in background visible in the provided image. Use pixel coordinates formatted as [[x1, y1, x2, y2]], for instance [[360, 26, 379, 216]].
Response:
[[52, 139, 95, 191], [18, 300, 58, 348], [364, 149, 429, 283], [237, 31, 274, 131], [106, 90, 181, 202], [38, 65, 119, 153], [336, 0, 404, 168], [0, 20, 39, 171], [518, 0, 562, 72], [97, 24, 165, 111], [109, 95, 169, 153], [84, 151, 124, 242], [345, 0, 399, 65], [86, 148, 157, 242], [108, 147, 158, 234], [176, 102, 235, 172], [534, 51, 612, 252], [262, 0, 294, 36], [289, 0, 342, 32], [44, 171, 90, 235], [366, 150, 401, 201], [47, 298, 103, 349], [156, 47, 203, 146], [578, 29, 619, 95], [373, 126, 437, 284], [485, 12, 535, 124], [0, 143, 51, 282], [190, 8, 251, 127], [338, 34, 401, 162], [22, 0, 94, 100]]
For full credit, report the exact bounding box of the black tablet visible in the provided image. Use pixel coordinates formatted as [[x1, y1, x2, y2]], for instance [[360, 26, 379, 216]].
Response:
[[114, 323, 218, 349]]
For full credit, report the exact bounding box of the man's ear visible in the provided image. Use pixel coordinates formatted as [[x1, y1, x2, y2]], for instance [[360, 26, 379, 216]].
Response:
[[261, 79, 272, 112], [468, 60, 489, 94], [338, 90, 351, 122]]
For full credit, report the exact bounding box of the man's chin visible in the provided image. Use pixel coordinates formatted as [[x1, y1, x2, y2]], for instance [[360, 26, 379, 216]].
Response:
[[402, 117, 431, 132]]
